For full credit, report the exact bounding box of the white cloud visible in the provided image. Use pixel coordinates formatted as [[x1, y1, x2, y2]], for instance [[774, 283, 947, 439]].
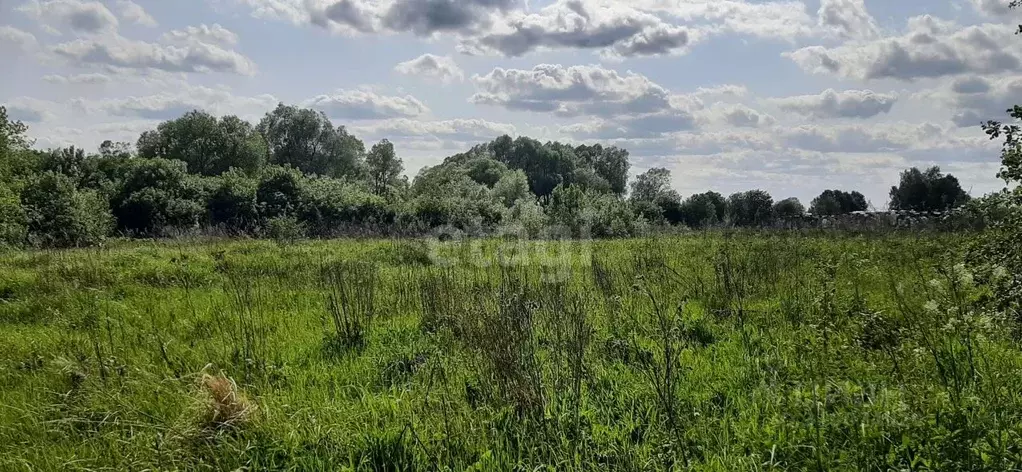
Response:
[[352, 118, 516, 141], [705, 104, 777, 128], [72, 85, 279, 120], [969, 0, 1013, 17], [51, 32, 258, 75], [18, 0, 120, 34], [5, 97, 61, 123], [920, 75, 1022, 127], [116, 0, 157, 27], [459, 0, 695, 58], [786, 15, 1022, 81], [42, 72, 112, 84], [817, 0, 880, 40], [623, 0, 816, 40], [394, 54, 464, 83], [470, 64, 677, 116], [771, 89, 898, 119], [162, 24, 240, 47], [304, 89, 429, 120], [0, 26, 38, 52]]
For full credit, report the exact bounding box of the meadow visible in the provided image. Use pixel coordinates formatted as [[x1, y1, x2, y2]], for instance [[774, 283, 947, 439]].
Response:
[[1, 232, 1021, 471]]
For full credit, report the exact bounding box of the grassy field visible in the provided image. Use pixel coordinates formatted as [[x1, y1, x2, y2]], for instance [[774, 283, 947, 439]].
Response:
[[1, 233, 1021, 471]]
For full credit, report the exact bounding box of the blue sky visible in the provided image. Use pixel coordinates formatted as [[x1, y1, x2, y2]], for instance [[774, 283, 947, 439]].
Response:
[[1, 0, 1019, 207]]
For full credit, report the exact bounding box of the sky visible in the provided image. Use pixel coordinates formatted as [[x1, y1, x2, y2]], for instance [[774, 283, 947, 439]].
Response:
[[0, 0, 1019, 207]]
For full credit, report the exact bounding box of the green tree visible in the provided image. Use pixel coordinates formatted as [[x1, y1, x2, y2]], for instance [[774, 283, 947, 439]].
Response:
[[679, 191, 727, 228], [629, 167, 681, 223], [727, 190, 774, 227], [257, 104, 366, 179], [889, 167, 970, 212], [0, 106, 37, 185], [773, 197, 806, 219], [576, 144, 630, 195], [810, 190, 868, 215], [138, 111, 267, 176], [366, 139, 404, 197]]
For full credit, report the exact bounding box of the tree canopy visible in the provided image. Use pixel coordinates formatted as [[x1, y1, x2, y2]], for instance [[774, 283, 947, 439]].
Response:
[[138, 111, 267, 176], [810, 190, 868, 215], [889, 166, 970, 212]]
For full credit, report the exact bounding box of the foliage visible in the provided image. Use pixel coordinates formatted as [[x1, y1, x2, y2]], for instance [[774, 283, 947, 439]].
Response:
[[112, 158, 208, 235], [727, 190, 774, 226], [207, 169, 259, 233], [889, 166, 970, 212], [138, 111, 268, 176], [678, 191, 728, 228], [810, 189, 868, 215], [20, 171, 113, 247], [773, 197, 806, 219], [365, 139, 404, 198], [0, 183, 26, 248], [257, 103, 366, 179]]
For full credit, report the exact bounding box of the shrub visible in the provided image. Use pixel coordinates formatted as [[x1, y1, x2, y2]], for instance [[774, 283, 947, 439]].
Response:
[[112, 158, 208, 235], [263, 216, 306, 244], [208, 169, 259, 233], [21, 172, 113, 248], [301, 177, 394, 235], [256, 166, 305, 219], [0, 184, 26, 248]]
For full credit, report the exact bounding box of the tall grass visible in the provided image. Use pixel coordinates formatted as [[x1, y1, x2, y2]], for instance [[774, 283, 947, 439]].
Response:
[[1, 233, 1022, 470]]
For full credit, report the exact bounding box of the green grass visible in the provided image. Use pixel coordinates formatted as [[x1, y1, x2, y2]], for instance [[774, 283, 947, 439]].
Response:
[[1, 232, 1021, 471]]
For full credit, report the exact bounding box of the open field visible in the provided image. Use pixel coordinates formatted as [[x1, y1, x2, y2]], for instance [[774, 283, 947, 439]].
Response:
[[1, 233, 1021, 471]]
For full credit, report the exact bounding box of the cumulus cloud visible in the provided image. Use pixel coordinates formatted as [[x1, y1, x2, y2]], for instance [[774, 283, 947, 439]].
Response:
[[0, 26, 38, 52], [162, 24, 240, 47], [771, 89, 898, 119], [5, 97, 59, 123], [780, 122, 944, 153], [470, 64, 676, 116], [394, 54, 464, 83], [304, 89, 429, 120], [352, 118, 516, 141], [459, 0, 694, 58], [705, 104, 777, 128], [116, 0, 157, 27], [73, 85, 279, 120], [624, 0, 816, 40], [816, 0, 880, 40], [18, 0, 119, 34], [969, 0, 1013, 17], [786, 15, 1022, 81], [923, 76, 1022, 127], [51, 33, 257, 75], [306, 0, 516, 35], [42, 72, 112, 84]]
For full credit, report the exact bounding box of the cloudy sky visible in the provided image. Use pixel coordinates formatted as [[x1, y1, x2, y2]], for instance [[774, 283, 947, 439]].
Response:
[[1, 0, 1019, 206]]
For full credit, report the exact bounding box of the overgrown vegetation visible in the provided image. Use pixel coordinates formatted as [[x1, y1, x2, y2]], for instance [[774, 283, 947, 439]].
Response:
[[1, 234, 1022, 470], [0, 101, 977, 249]]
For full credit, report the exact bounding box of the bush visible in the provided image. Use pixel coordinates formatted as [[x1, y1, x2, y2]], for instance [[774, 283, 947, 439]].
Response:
[[301, 177, 394, 235], [256, 166, 305, 220], [21, 172, 113, 248], [263, 216, 306, 244], [0, 184, 26, 248], [208, 169, 259, 233], [112, 158, 208, 235]]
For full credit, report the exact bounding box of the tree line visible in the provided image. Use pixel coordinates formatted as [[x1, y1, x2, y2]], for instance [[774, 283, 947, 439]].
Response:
[[0, 104, 973, 248]]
